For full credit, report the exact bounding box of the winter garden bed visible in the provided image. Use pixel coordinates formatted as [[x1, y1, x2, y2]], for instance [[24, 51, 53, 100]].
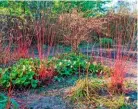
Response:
[[0, 1, 137, 108], [0, 52, 137, 109]]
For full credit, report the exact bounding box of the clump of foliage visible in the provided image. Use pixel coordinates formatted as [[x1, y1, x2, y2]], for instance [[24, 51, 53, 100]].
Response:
[[0, 58, 39, 88], [89, 62, 112, 77], [0, 1, 31, 18], [0, 93, 19, 109], [99, 38, 114, 48], [50, 53, 89, 81], [48, 53, 112, 81], [68, 78, 106, 102], [67, 61, 127, 108], [0, 53, 112, 87], [0, 58, 57, 88], [68, 77, 129, 108], [89, 62, 102, 76], [99, 94, 127, 109]]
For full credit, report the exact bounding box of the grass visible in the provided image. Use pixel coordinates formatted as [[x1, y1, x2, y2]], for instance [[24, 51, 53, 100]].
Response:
[[67, 77, 131, 108], [68, 78, 106, 101]]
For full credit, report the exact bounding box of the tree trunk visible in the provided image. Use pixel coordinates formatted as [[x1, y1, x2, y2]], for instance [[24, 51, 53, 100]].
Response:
[[72, 39, 79, 53]]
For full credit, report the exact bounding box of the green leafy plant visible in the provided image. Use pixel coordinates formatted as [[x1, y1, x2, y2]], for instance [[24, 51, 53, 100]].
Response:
[[89, 62, 112, 77], [0, 58, 57, 88], [89, 62, 103, 76], [48, 53, 111, 81], [0, 93, 19, 109], [0, 58, 39, 88], [50, 53, 89, 79]]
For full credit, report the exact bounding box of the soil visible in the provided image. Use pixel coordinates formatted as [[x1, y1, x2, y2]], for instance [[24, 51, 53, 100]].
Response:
[[11, 76, 78, 109]]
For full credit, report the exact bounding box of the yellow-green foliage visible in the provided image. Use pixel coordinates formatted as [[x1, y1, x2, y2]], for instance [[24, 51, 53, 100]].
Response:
[[68, 77, 126, 108], [99, 95, 125, 109], [69, 78, 106, 101], [0, 8, 9, 15]]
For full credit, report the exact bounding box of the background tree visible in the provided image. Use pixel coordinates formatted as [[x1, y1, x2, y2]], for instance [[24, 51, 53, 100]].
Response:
[[52, 0, 111, 17], [58, 9, 108, 52]]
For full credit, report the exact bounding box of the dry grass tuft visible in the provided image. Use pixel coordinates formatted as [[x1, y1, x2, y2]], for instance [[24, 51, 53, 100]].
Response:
[[67, 78, 127, 108]]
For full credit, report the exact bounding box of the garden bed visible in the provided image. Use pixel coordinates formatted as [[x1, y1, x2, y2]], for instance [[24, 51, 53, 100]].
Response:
[[0, 53, 137, 109]]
